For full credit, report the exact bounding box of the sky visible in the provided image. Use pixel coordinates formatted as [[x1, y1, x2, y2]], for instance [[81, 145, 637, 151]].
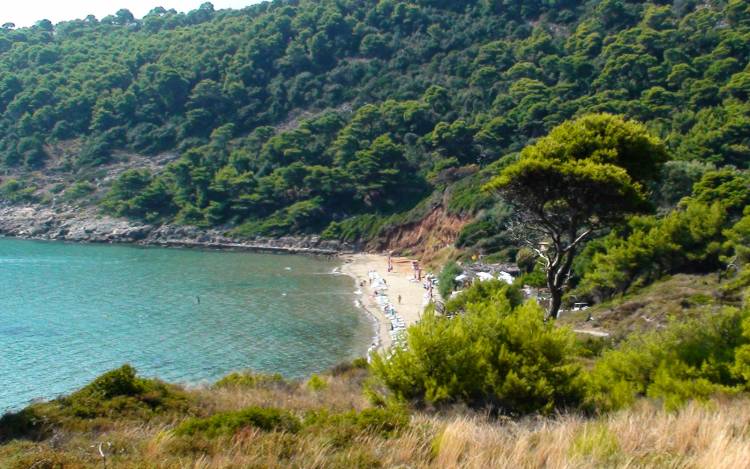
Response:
[[1, 1, 260, 27]]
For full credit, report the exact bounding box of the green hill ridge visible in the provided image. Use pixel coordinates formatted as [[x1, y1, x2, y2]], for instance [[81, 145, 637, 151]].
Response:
[[0, 0, 747, 244]]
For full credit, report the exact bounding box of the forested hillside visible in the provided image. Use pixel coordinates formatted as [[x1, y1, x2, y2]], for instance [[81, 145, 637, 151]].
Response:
[[0, 0, 748, 242]]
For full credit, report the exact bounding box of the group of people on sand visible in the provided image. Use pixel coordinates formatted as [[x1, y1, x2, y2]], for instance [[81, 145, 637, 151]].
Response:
[[383, 252, 434, 303], [367, 267, 407, 347]]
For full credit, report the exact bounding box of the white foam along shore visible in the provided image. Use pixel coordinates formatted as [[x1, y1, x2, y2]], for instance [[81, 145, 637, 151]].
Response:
[[340, 253, 434, 356]]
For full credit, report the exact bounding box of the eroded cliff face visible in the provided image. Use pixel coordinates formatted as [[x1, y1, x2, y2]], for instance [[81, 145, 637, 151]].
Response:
[[372, 205, 471, 261]]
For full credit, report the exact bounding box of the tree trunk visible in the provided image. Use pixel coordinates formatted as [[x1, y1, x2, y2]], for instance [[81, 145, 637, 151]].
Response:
[[546, 246, 576, 320], [548, 287, 563, 319]]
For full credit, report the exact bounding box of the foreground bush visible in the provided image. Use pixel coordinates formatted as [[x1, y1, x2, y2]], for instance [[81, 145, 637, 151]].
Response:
[[63, 364, 191, 419], [176, 406, 301, 438], [304, 406, 409, 447], [0, 365, 191, 442], [586, 307, 750, 411], [6, 348, 750, 467], [213, 370, 285, 389], [372, 288, 583, 414]]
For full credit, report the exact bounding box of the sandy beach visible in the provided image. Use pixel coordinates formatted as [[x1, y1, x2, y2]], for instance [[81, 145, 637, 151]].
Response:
[[341, 253, 433, 353]]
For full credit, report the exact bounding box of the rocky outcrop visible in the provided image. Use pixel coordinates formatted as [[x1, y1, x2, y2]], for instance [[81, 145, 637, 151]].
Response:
[[0, 204, 353, 255]]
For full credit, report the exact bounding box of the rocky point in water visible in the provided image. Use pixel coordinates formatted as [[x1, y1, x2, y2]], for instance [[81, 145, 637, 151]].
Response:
[[0, 204, 353, 255]]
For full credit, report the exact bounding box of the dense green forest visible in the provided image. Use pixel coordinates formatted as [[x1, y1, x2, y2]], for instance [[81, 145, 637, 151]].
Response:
[[0, 0, 748, 241]]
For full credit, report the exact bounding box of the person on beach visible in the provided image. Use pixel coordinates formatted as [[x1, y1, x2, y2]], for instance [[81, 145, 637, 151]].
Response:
[[398, 294, 402, 304]]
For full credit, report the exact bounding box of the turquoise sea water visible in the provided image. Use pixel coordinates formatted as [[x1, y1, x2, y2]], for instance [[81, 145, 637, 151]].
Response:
[[0, 238, 372, 414]]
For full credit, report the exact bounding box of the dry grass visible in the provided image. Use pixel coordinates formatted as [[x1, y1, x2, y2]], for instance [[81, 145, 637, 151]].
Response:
[[195, 371, 370, 415], [560, 274, 731, 339], [3, 363, 750, 469], [432, 399, 750, 469]]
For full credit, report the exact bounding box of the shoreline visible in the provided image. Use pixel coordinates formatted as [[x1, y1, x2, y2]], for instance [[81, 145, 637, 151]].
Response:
[[0, 203, 431, 356], [0, 203, 354, 256], [0, 248, 376, 416], [341, 253, 431, 355], [341, 255, 393, 354]]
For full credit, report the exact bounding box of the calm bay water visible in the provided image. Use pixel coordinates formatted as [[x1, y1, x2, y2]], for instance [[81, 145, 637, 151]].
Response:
[[0, 238, 372, 413]]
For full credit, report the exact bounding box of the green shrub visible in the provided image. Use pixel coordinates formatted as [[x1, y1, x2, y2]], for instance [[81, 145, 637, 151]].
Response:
[[62, 181, 96, 201], [516, 247, 537, 274], [514, 265, 547, 288], [329, 358, 370, 377], [724, 207, 750, 267], [0, 179, 37, 203], [444, 279, 522, 315], [79, 364, 143, 399], [304, 406, 409, 446], [585, 307, 749, 412], [307, 374, 328, 392], [722, 267, 750, 303], [372, 294, 583, 415], [175, 407, 301, 438], [454, 212, 516, 255], [0, 407, 48, 443], [322, 214, 387, 242], [234, 198, 327, 237], [578, 201, 728, 300], [437, 261, 463, 299], [577, 337, 612, 359], [689, 168, 750, 218], [213, 371, 284, 389], [454, 202, 517, 256], [730, 304, 750, 385], [351, 357, 369, 369], [64, 365, 190, 419], [0, 365, 191, 440], [445, 165, 497, 215], [102, 170, 177, 222]]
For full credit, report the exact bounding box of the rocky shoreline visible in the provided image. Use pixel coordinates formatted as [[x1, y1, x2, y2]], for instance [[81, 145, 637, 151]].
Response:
[[0, 204, 355, 255]]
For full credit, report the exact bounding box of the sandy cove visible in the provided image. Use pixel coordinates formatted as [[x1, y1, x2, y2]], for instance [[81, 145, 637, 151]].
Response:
[[0, 203, 428, 352], [341, 253, 432, 353]]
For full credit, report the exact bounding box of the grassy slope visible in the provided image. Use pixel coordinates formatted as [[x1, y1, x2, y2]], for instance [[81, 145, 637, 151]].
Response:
[[1, 363, 749, 468], [558, 273, 741, 340]]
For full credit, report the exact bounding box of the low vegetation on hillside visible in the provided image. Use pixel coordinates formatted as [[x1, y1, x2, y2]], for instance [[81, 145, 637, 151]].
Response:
[[3, 304, 750, 469]]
